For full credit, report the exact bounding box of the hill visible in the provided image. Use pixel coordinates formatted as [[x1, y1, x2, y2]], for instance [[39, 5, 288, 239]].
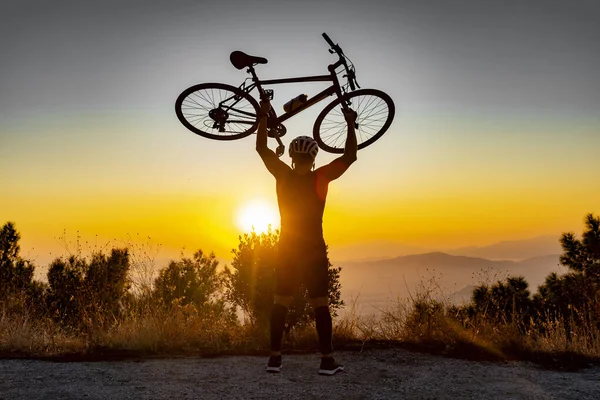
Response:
[[447, 235, 562, 261], [330, 235, 562, 264], [338, 252, 563, 314]]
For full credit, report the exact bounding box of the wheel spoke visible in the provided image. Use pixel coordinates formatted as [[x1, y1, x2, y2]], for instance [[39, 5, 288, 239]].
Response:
[[322, 123, 347, 144], [315, 90, 394, 152], [196, 90, 213, 106], [360, 101, 387, 124], [320, 123, 344, 134]]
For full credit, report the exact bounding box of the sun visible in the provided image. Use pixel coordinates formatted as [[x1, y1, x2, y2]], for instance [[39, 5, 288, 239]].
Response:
[[236, 199, 279, 233]]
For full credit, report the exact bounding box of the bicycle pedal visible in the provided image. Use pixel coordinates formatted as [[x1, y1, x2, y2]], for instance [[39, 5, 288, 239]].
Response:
[[275, 145, 285, 157]]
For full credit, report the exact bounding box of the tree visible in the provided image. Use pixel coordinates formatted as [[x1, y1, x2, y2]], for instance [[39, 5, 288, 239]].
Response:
[[532, 214, 600, 337], [0, 222, 36, 304], [559, 213, 600, 282], [153, 249, 234, 320], [223, 228, 344, 332], [85, 249, 131, 324], [468, 276, 532, 327], [46, 248, 131, 330], [534, 272, 588, 319], [46, 255, 87, 327]]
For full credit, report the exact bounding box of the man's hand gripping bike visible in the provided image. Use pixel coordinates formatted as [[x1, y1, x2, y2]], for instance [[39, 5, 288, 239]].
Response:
[[175, 33, 395, 156]]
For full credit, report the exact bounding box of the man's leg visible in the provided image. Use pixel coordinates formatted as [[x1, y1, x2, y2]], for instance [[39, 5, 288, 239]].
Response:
[[309, 296, 343, 375], [266, 294, 292, 373], [306, 245, 345, 376], [270, 295, 293, 356], [268, 245, 298, 373], [309, 297, 334, 356], [307, 247, 335, 358]]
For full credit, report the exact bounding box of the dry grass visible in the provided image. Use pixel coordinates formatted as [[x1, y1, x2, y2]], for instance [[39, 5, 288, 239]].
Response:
[[354, 296, 598, 369], [0, 311, 85, 355], [330, 285, 600, 370], [99, 303, 249, 354], [1, 289, 599, 370]]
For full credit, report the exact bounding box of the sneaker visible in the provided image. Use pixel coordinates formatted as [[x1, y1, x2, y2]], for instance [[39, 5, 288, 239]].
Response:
[[318, 357, 344, 376], [266, 355, 282, 373]]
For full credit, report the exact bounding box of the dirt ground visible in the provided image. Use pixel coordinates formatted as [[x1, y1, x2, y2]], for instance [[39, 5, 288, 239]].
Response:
[[1, 348, 599, 399]]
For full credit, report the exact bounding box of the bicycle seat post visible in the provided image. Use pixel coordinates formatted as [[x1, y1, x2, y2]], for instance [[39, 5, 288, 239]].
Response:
[[247, 65, 268, 102]]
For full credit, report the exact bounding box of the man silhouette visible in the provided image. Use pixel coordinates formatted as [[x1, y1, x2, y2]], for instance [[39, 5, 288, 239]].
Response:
[[255, 97, 357, 375]]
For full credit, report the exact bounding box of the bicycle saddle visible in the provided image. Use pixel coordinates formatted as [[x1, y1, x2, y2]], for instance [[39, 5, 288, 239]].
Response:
[[230, 51, 268, 70]]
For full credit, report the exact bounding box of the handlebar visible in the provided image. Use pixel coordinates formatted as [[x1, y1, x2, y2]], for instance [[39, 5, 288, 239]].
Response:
[[322, 32, 358, 91], [322, 33, 342, 54]]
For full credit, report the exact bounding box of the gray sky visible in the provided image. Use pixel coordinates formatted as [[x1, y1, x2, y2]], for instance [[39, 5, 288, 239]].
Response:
[[1, 0, 599, 122]]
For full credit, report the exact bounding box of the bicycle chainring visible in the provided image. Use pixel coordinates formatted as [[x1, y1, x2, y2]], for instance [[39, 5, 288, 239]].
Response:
[[267, 123, 287, 138]]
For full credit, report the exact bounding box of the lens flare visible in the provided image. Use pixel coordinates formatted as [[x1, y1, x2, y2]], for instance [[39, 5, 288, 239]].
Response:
[[236, 199, 279, 233]]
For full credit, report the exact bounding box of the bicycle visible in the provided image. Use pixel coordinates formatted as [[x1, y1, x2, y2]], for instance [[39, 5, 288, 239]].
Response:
[[175, 33, 395, 156]]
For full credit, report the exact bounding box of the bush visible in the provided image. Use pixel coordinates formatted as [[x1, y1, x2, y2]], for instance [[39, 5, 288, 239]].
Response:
[[152, 249, 236, 323], [223, 228, 344, 333], [46, 249, 130, 331], [466, 276, 533, 329]]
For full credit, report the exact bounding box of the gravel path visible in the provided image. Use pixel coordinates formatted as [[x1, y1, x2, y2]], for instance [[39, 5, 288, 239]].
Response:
[[1, 349, 599, 399]]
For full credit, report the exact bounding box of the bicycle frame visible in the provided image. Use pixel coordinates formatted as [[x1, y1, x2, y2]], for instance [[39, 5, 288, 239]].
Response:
[[209, 54, 350, 151], [246, 57, 349, 126]]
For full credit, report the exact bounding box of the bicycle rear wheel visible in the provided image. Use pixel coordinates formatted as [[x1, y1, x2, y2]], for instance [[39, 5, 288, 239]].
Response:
[[175, 83, 259, 140], [313, 89, 395, 153]]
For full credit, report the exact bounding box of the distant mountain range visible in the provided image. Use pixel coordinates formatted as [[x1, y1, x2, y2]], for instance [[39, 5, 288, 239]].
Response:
[[329, 240, 430, 263], [338, 251, 564, 315], [446, 235, 562, 261], [330, 235, 562, 263]]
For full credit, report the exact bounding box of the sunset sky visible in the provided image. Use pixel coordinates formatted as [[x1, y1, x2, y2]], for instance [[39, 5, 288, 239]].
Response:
[[1, 0, 599, 267]]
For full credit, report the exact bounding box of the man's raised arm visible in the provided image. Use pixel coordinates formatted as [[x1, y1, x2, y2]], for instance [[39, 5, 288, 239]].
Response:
[[317, 108, 358, 181], [256, 98, 289, 178], [340, 108, 358, 165]]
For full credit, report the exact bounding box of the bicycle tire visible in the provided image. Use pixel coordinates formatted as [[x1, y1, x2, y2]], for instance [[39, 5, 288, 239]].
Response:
[[313, 89, 395, 153], [175, 83, 260, 140]]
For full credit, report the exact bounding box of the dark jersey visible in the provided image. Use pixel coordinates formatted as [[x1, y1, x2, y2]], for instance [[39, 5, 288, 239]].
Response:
[[276, 168, 330, 243], [257, 146, 352, 245]]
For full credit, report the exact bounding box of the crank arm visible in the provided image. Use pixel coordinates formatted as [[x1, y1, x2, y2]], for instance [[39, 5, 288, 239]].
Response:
[[274, 135, 285, 157]]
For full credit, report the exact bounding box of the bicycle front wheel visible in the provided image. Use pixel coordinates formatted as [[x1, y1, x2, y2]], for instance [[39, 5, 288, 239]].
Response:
[[175, 83, 259, 140], [313, 89, 395, 153]]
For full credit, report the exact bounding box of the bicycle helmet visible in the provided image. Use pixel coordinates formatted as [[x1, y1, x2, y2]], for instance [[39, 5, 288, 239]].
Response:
[[289, 136, 319, 159]]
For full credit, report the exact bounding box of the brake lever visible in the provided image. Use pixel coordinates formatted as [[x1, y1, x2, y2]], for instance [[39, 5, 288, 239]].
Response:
[[348, 68, 360, 89], [352, 73, 360, 89]]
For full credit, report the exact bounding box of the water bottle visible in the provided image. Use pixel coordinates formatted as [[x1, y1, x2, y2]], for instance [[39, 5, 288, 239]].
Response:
[[283, 94, 308, 113]]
